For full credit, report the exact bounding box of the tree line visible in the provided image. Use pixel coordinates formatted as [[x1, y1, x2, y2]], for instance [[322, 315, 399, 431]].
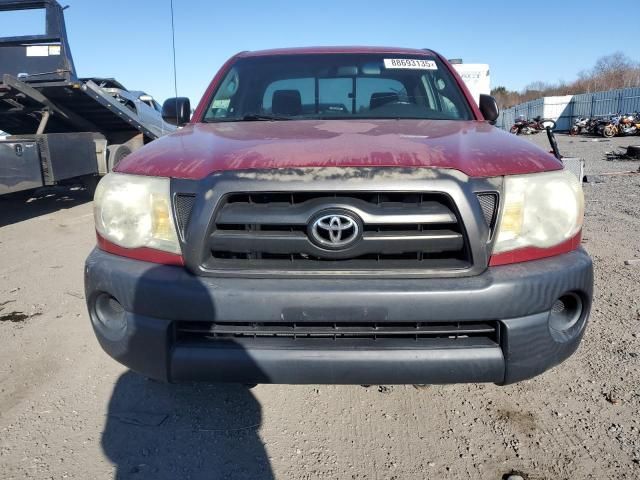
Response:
[[491, 52, 640, 109]]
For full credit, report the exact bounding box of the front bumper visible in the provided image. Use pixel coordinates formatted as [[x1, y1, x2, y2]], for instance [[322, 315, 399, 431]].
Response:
[[84, 248, 593, 385]]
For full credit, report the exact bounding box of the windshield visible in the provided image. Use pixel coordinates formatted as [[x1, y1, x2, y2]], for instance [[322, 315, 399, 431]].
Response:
[[202, 54, 473, 122]]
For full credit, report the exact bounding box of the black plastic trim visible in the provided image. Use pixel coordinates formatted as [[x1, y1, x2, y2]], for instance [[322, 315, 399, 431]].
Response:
[[171, 344, 505, 384]]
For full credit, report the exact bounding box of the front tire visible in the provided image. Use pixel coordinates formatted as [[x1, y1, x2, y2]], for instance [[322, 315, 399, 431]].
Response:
[[603, 125, 616, 138], [107, 144, 132, 172], [570, 126, 580, 136], [509, 126, 519, 135]]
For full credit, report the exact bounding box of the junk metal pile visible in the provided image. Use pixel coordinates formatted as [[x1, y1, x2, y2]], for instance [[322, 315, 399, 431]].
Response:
[[570, 113, 640, 138], [509, 113, 640, 138]]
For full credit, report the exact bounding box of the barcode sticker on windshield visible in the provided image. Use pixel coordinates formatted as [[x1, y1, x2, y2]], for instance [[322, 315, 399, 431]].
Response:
[[383, 59, 437, 70]]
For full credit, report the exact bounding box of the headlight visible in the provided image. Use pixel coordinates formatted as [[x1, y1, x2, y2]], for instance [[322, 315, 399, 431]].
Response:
[[94, 173, 181, 254], [493, 169, 584, 254]]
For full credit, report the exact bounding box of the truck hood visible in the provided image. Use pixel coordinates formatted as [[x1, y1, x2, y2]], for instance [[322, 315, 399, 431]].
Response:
[[116, 119, 562, 179]]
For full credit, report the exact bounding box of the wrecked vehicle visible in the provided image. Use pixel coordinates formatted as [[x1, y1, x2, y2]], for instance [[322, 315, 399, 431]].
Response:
[[85, 47, 592, 385]]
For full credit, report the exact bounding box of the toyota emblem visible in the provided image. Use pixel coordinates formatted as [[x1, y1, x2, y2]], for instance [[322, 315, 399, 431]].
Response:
[[309, 211, 361, 250]]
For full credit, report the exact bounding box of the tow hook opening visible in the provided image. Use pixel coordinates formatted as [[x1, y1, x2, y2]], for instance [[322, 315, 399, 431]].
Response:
[[548, 292, 584, 343], [92, 293, 128, 342]]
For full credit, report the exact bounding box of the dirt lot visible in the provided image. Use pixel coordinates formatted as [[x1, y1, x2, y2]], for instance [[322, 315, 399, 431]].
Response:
[[0, 133, 639, 480]]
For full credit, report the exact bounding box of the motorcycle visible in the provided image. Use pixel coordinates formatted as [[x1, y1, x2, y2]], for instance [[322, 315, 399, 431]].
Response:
[[570, 117, 590, 136], [602, 116, 619, 138], [593, 117, 612, 137], [600, 113, 640, 137], [574, 117, 611, 136], [616, 113, 639, 136], [509, 116, 546, 135]]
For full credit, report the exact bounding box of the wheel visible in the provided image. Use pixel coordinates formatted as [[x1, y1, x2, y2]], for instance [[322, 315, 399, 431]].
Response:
[[107, 144, 132, 172], [509, 125, 519, 134], [570, 126, 580, 136], [603, 125, 616, 138], [626, 145, 640, 159]]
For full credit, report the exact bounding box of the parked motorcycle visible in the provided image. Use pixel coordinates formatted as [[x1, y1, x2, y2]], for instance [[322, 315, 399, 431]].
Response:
[[570, 117, 590, 136], [573, 116, 610, 136], [616, 113, 639, 136], [591, 116, 613, 137], [599, 113, 639, 137], [510, 116, 547, 135]]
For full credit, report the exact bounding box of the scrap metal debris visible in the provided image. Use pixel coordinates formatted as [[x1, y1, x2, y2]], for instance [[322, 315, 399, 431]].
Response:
[[605, 145, 640, 161], [585, 171, 640, 184]]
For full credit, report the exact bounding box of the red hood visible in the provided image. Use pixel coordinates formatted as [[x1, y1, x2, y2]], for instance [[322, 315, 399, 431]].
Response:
[[116, 119, 562, 179]]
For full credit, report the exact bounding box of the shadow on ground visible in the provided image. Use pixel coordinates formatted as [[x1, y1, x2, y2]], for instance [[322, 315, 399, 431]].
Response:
[[0, 185, 92, 228], [102, 372, 273, 480]]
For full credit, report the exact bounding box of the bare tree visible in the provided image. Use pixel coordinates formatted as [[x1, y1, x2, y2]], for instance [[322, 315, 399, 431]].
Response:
[[491, 52, 640, 109]]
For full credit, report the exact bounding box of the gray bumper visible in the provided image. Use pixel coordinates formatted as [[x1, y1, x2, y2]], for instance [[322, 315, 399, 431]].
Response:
[[84, 248, 593, 385]]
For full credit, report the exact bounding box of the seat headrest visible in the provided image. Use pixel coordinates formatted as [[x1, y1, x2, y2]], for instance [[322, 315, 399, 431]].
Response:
[[272, 90, 302, 116], [370, 92, 399, 110]]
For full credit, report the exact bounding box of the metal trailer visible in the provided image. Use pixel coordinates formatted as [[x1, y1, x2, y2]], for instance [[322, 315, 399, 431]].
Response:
[[0, 0, 175, 196]]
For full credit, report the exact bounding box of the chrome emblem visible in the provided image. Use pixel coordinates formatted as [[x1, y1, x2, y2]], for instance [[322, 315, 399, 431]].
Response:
[[309, 212, 361, 249]]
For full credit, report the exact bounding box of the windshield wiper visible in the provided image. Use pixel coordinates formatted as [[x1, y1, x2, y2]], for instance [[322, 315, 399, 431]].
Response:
[[240, 113, 292, 121]]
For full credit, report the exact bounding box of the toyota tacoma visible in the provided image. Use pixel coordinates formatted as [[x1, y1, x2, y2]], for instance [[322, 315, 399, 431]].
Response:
[[84, 47, 592, 385]]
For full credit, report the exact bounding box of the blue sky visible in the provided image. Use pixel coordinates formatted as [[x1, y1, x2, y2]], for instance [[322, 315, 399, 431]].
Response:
[[2, 1, 637, 105]]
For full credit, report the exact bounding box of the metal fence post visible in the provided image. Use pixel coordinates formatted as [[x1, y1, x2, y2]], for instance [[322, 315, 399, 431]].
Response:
[[617, 91, 623, 113]]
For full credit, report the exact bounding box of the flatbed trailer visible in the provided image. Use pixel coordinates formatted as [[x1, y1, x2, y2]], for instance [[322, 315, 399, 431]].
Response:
[[0, 0, 174, 195]]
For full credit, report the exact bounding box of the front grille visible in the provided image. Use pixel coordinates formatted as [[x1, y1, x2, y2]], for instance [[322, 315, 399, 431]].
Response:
[[205, 191, 471, 271], [175, 321, 499, 344]]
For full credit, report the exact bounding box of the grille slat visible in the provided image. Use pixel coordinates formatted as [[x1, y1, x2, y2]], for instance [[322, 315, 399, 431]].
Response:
[[216, 197, 457, 226], [205, 191, 471, 271], [176, 321, 498, 341], [210, 229, 463, 259]]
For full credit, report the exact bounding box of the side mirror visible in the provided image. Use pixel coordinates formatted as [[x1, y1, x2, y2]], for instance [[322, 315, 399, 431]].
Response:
[[162, 97, 191, 126], [478, 94, 499, 124]]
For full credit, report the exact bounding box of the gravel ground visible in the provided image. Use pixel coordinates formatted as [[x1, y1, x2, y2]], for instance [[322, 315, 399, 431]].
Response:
[[0, 133, 639, 479]]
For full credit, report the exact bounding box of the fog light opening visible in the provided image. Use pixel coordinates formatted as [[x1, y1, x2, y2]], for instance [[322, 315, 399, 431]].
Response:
[[549, 292, 584, 343], [93, 293, 128, 341]]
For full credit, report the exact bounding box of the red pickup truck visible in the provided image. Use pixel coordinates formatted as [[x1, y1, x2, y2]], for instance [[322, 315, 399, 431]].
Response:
[[84, 47, 592, 385]]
